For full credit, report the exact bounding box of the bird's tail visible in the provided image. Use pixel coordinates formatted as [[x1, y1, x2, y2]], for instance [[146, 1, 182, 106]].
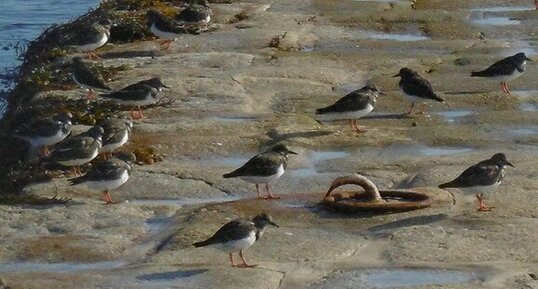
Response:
[[470, 71, 487, 77], [432, 94, 445, 103], [438, 181, 453, 189], [69, 176, 85, 186], [193, 238, 214, 248], [222, 172, 236, 178], [315, 107, 330, 114]]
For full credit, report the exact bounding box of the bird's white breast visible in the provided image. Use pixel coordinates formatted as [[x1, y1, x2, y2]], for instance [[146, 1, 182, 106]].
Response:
[[213, 231, 256, 253], [316, 103, 374, 121], [82, 170, 129, 191], [150, 23, 180, 40], [240, 164, 285, 184], [78, 33, 108, 52]]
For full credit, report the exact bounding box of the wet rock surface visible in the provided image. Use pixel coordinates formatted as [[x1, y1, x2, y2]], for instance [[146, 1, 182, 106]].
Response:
[[1, 0, 538, 288]]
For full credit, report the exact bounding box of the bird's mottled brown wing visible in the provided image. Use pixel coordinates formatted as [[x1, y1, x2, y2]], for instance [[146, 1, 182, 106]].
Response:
[[401, 76, 442, 101], [316, 90, 371, 114], [475, 55, 520, 76], [195, 219, 255, 247], [441, 163, 501, 188], [224, 152, 284, 177]]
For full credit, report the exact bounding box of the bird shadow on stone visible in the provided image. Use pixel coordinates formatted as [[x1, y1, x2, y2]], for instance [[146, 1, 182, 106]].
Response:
[[362, 113, 411, 120], [366, 213, 448, 234], [266, 129, 334, 144], [136, 269, 208, 282], [99, 50, 159, 59]]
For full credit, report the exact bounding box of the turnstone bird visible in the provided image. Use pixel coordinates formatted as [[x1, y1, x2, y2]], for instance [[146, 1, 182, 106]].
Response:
[[71, 57, 111, 99], [100, 78, 169, 119], [223, 144, 297, 199], [50, 125, 104, 176], [471, 52, 532, 94], [70, 151, 135, 204], [99, 118, 133, 158], [121, 77, 170, 91], [439, 153, 514, 211], [146, 9, 185, 50], [193, 213, 278, 268], [175, 0, 212, 27], [13, 112, 73, 156], [69, 19, 113, 60], [393, 67, 444, 114], [315, 85, 384, 133]]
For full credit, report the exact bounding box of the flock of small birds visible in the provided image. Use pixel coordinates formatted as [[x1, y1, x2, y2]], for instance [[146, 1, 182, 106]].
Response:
[[9, 0, 535, 268]]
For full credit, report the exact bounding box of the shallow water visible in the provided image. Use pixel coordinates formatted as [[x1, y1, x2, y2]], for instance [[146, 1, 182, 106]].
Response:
[[470, 6, 533, 12], [360, 31, 429, 41], [472, 17, 521, 26], [0, 261, 125, 273], [434, 110, 474, 123], [361, 268, 478, 288], [128, 196, 240, 207], [0, 0, 99, 115]]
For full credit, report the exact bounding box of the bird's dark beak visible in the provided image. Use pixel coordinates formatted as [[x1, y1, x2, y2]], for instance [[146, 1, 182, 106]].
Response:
[[287, 150, 298, 155], [506, 161, 515, 167], [392, 73, 400, 78], [269, 221, 279, 227], [162, 83, 170, 89], [526, 56, 533, 61], [379, 91, 387, 95]]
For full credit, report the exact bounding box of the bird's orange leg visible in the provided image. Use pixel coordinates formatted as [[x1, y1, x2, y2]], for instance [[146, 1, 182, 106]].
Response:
[[349, 119, 355, 131], [256, 184, 267, 199], [131, 106, 143, 120], [476, 193, 494, 212], [352, 119, 368, 133], [103, 190, 114, 205], [40, 146, 51, 157], [159, 40, 173, 50], [504, 82, 510, 93], [406, 102, 415, 115], [237, 250, 257, 268], [229, 253, 238, 267], [138, 106, 145, 118], [266, 183, 281, 199], [85, 89, 96, 100]]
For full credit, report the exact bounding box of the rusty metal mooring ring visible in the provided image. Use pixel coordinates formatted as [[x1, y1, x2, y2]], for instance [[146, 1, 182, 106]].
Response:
[[322, 174, 432, 213]]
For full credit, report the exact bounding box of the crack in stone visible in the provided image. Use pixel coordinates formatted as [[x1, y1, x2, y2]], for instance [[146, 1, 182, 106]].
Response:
[[142, 170, 234, 196]]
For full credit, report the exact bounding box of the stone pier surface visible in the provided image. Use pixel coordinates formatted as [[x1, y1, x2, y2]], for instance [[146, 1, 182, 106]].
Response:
[[1, 0, 538, 288]]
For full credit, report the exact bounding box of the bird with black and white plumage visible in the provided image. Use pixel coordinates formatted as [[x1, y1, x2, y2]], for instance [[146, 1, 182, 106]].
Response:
[[146, 9, 185, 50], [439, 153, 514, 212], [99, 118, 133, 159], [71, 57, 111, 99], [315, 85, 384, 133], [471, 52, 532, 94], [193, 213, 278, 268], [13, 112, 73, 157], [69, 151, 136, 205], [223, 144, 297, 200], [68, 19, 113, 60], [175, 0, 212, 28], [49, 125, 104, 176], [100, 77, 169, 119], [393, 67, 444, 115]]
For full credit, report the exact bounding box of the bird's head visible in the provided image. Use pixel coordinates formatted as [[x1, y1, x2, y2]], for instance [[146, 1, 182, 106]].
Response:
[[490, 153, 514, 168], [56, 112, 73, 125], [147, 77, 170, 91], [116, 151, 137, 164], [392, 67, 417, 79], [252, 213, 279, 228], [359, 84, 386, 96], [146, 9, 162, 23], [270, 143, 298, 156], [95, 19, 114, 30], [85, 125, 104, 140], [200, 0, 210, 8], [514, 52, 532, 62]]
